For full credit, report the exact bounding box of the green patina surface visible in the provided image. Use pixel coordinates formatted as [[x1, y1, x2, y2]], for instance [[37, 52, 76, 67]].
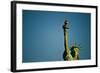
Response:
[[63, 20, 80, 61]]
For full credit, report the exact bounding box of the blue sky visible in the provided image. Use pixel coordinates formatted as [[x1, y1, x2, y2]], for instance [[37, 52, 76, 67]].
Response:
[[22, 10, 91, 63]]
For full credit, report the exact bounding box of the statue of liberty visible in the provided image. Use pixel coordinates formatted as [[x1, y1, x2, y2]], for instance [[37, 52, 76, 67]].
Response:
[[63, 20, 80, 61]]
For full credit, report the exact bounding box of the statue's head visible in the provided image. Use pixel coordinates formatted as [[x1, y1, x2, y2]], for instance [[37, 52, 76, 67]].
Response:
[[70, 46, 80, 60]]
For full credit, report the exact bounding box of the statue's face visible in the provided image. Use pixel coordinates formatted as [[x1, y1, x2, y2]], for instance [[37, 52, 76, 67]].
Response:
[[74, 48, 79, 55]]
